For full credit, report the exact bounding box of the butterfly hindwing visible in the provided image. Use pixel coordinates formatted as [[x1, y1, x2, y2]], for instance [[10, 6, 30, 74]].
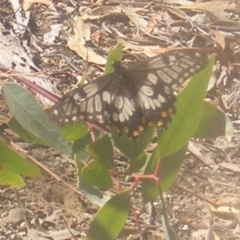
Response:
[[128, 49, 208, 127]]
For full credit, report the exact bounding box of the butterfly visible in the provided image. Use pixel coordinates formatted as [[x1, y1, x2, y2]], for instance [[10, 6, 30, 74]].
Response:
[[50, 49, 208, 138]]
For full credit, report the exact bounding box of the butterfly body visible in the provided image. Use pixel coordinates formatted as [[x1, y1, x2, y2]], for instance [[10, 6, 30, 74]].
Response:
[[50, 49, 208, 137]]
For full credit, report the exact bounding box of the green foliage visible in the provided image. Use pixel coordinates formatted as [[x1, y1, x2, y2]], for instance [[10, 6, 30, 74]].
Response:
[[2, 44, 232, 240], [86, 190, 131, 240], [157, 56, 214, 158], [2, 83, 72, 156], [111, 123, 155, 159], [86, 135, 114, 168], [82, 160, 112, 189], [0, 141, 41, 186]]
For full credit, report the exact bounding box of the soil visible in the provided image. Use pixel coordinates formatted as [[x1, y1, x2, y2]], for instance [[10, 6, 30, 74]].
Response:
[[0, 1, 240, 240]]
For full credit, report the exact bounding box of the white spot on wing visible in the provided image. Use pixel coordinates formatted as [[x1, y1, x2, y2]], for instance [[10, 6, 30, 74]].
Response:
[[147, 73, 158, 85], [153, 99, 161, 107], [158, 94, 165, 103], [114, 96, 123, 109], [80, 101, 86, 112], [180, 63, 189, 69], [102, 91, 111, 104], [53, 109, 58, 116], [83, 84, 98, 96], [113, 112, 118, 121], [172, 84, 178, 90], [144, 98, 150, 109], [156, 70, 172, 83], [165, 67, 178, 79], [149, 98, 156, 110], [87, 98, 94, 113], [73, 92, 81, 101], [140, 85, 154, 96], [94, 95, 102, 112], [164, 86, 170, 94], [173, 65, 183, 73], [119, 113, 125, 122], [124, 97, 135, 111], [96, 115, 103, 123]]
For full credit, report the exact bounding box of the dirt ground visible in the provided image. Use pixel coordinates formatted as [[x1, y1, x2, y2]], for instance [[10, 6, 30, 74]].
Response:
[[0, 0, 240, 240]]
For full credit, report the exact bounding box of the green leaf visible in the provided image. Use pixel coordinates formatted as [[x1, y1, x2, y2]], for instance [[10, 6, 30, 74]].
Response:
[[73, 133, 92, 161], [82, 160, 112, 189], [157, 55, 215, 158], [76, 158, 109, 206], [0, 141, 41, 177], [85, 190, 131, 240], [130, 153, 148, 173], [86, 135, 114, 168], [104, 43, 123, 75], [194, 102, 227, 138], [59, 122, 89, 142], [111, 123, 155, 159], [142, 146, 187, 202], [8, 117, 48, 145], [2, 83, 72, 156], [161, 195, 180, 240], [0, 171, 25, 187], [159, 145, 187, 191]]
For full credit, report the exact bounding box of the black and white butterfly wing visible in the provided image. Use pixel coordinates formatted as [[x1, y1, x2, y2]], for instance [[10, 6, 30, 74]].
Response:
[[50, 49, 208, 138], [50, 74, 114, 125], [50, 73, 139, 132], [127, 49, 208, 127]]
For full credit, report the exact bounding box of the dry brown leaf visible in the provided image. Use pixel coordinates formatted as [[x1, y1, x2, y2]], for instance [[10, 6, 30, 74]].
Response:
[[23, 0, 52, 11], [210, 205, 239, 220], [144, 19, 155, 34], [91, 31, 101, 44], [188, 141, 218, 169], [162, 0, 194, 5], [80, 6, 121, 20], [67, 17, 106, 65], [210, 29, 226, 50], [0, 208, 25, 225], [219, 162, 240, 172], [121, 5, 148, 30], [115, 35, 164, 57], [180, 2, 233, 22], [179, 1, 235, 11], [213, 194, 240, 206]]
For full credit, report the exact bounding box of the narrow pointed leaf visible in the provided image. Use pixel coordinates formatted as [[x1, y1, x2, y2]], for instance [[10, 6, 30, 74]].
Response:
[[157, 55, 214, 158], [85, 190, 131, 240], [2, 83, 72, 156], [0, 141, 41, 177], [8, 118, 48, 145], [104, 43, 123, 74], [0, 171, 25, 187]]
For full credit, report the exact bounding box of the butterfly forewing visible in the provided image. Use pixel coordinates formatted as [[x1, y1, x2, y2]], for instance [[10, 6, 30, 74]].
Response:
[[50, 75, 114, 125], [50, 49, 208, 138], [50, 73, 139, 128]]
